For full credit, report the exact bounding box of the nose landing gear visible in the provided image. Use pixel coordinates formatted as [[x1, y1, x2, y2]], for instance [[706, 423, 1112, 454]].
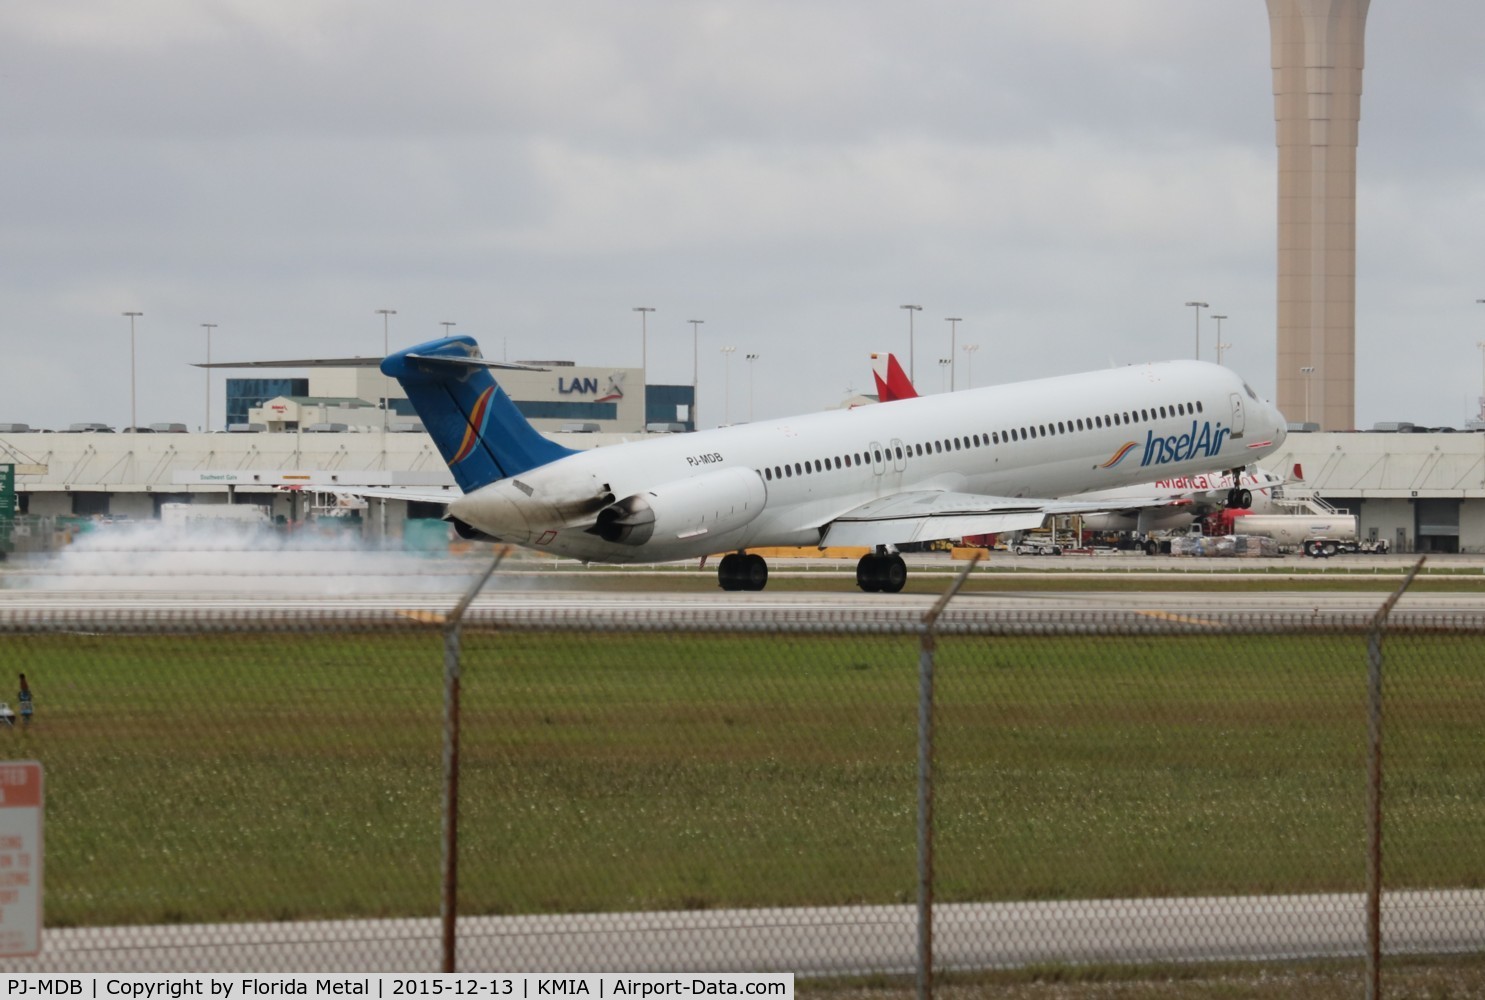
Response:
[[1225, 469, 1253, 510]]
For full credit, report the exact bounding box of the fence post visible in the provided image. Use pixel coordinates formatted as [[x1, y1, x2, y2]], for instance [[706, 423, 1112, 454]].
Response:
[[440, 548, 510, 973], [917, 553, 981, 1000], [1364, 556, 1424, 1000]]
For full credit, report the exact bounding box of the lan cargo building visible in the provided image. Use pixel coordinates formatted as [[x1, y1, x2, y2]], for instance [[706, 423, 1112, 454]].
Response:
[[226, 365, 694, 435]]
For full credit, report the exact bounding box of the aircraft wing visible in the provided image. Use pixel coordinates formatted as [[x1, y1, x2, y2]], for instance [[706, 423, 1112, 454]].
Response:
[[819, 490, 1183, 547]]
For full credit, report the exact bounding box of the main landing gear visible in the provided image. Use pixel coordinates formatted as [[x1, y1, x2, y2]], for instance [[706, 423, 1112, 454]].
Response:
[[856, 549, 907, 593], [714, 548, 908, 593], [717, 551, 769, 591]]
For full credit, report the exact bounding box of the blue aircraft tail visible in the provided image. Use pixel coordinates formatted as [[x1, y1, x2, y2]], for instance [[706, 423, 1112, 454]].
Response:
[[381, 335, 576, 493]]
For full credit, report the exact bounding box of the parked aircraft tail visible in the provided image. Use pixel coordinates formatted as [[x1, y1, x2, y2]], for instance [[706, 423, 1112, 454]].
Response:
[[871, 352, 919, 402], [382, 336, 576, 492]]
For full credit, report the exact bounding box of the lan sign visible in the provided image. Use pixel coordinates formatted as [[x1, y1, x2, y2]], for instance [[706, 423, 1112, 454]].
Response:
[[558, 374, 624, 403]]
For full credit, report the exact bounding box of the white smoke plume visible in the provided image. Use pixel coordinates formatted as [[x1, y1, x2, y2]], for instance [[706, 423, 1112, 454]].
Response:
[[4, 521, 500, 595]]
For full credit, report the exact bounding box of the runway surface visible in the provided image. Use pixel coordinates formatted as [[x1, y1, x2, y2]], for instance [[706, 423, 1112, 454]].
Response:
[[6, 891, 1483, 973], [2, 584, 1483, 632]]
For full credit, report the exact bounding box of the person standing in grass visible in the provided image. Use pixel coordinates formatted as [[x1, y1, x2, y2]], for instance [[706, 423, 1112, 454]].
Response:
[[17, 674, 32, 727]]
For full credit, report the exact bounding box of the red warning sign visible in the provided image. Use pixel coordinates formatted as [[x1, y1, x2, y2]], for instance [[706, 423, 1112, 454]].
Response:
[[0, 761, 42, 957]]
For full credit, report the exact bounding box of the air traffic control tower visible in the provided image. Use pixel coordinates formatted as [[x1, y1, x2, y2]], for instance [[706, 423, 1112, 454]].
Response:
[[1266, 0, 1370, 430]]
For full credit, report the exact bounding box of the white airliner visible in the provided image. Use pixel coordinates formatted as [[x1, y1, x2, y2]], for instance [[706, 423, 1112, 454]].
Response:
[[868, 351, 1283, 532], [211, 335, 1287, 592], [1074, 469, 1284, 534]]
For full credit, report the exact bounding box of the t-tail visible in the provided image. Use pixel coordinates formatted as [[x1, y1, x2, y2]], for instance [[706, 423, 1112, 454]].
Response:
[[381, 335, 576, 493]]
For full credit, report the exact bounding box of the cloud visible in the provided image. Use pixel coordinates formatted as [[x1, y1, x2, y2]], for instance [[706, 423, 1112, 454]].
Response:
[[0, 1, 1482, 431]]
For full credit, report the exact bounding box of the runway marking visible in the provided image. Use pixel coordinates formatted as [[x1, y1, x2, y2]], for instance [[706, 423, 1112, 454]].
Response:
[[396, 610, 448, 625], [1135, 609, 1223, 627]]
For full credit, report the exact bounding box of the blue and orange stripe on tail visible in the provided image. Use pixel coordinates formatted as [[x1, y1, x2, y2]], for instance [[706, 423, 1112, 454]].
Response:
[[381, 336, 575, 493], [450, 386, 496, 466]]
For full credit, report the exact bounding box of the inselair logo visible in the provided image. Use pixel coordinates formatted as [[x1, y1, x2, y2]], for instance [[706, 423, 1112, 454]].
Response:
[[1102, 420, 1230, 470]]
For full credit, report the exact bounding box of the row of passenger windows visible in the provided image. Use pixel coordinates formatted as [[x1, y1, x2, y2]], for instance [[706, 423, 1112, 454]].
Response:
[[759, 398, 1206, 483]]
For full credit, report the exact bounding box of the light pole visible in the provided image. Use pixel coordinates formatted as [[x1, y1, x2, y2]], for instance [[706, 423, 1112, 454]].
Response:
[[201, 323, 217, 431], [634, 307, 654, 429], [1211, 315, 1227, 365], [1300, 366, 1316, 424], [1185, 301, 1208, 361], [938, 358, 951, 393], [689, 319, 704, 430], [900, 304, 922, 382], [1476, 340, 1485, 424], [720, 346, 736, 425], [746, 353, 759, 422], [376, 309, 397, 432], [1477, 300, 1485, 422], [123, 311, 142, 432], [945, 317, 961, 391], [962, 343, 980, 389]]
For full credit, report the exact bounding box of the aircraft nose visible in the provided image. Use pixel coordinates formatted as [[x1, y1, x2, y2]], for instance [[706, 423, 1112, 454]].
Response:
[[1270, 400, 1289, 446]]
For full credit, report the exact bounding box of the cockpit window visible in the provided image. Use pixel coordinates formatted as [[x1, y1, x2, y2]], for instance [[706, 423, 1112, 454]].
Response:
[[1244, 383, 1258, 401]]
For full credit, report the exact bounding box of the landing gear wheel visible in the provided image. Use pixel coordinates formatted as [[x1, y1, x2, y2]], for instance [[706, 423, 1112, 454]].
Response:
[[718, 552, 744, 591], [880, 554, 907, 593], [741, 553, 769, 591], [719, 552, 768, 591], [1224, 469, 1253, 510], [855, 552, 908, 593]]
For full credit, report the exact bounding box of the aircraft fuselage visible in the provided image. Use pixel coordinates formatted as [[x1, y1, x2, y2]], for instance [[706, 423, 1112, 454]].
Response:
[[448, 360, 1287, 563]]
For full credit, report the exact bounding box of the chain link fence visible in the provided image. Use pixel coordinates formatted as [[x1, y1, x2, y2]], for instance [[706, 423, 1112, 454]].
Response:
[[0, 561, 1480, 990]]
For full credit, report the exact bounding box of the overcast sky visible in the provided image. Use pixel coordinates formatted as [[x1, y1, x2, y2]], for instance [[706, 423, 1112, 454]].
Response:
[[3, 0, 1484, 432]]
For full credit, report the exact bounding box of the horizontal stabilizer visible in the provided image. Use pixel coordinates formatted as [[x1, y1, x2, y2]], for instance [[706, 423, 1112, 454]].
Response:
[[197, 356, 548, 372], [314, 485, 462, 504]]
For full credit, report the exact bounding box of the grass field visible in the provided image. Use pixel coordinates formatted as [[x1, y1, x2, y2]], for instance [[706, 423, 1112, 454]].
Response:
[[4, 625, 1482, 929], [801, 953, 1485, 999]]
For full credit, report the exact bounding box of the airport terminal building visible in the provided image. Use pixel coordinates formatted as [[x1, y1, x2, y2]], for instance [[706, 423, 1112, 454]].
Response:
[[0, 358, 696, 549], [4, 403, 1485, 553], [226, 363, 694, 435]]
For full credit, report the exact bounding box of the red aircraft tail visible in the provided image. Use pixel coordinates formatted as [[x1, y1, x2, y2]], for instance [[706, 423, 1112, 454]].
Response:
[[871, 352, 919, 402]]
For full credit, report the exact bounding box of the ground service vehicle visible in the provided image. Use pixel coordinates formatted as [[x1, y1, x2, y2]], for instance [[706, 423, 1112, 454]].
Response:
[[1205, 491, 1387, 557]]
